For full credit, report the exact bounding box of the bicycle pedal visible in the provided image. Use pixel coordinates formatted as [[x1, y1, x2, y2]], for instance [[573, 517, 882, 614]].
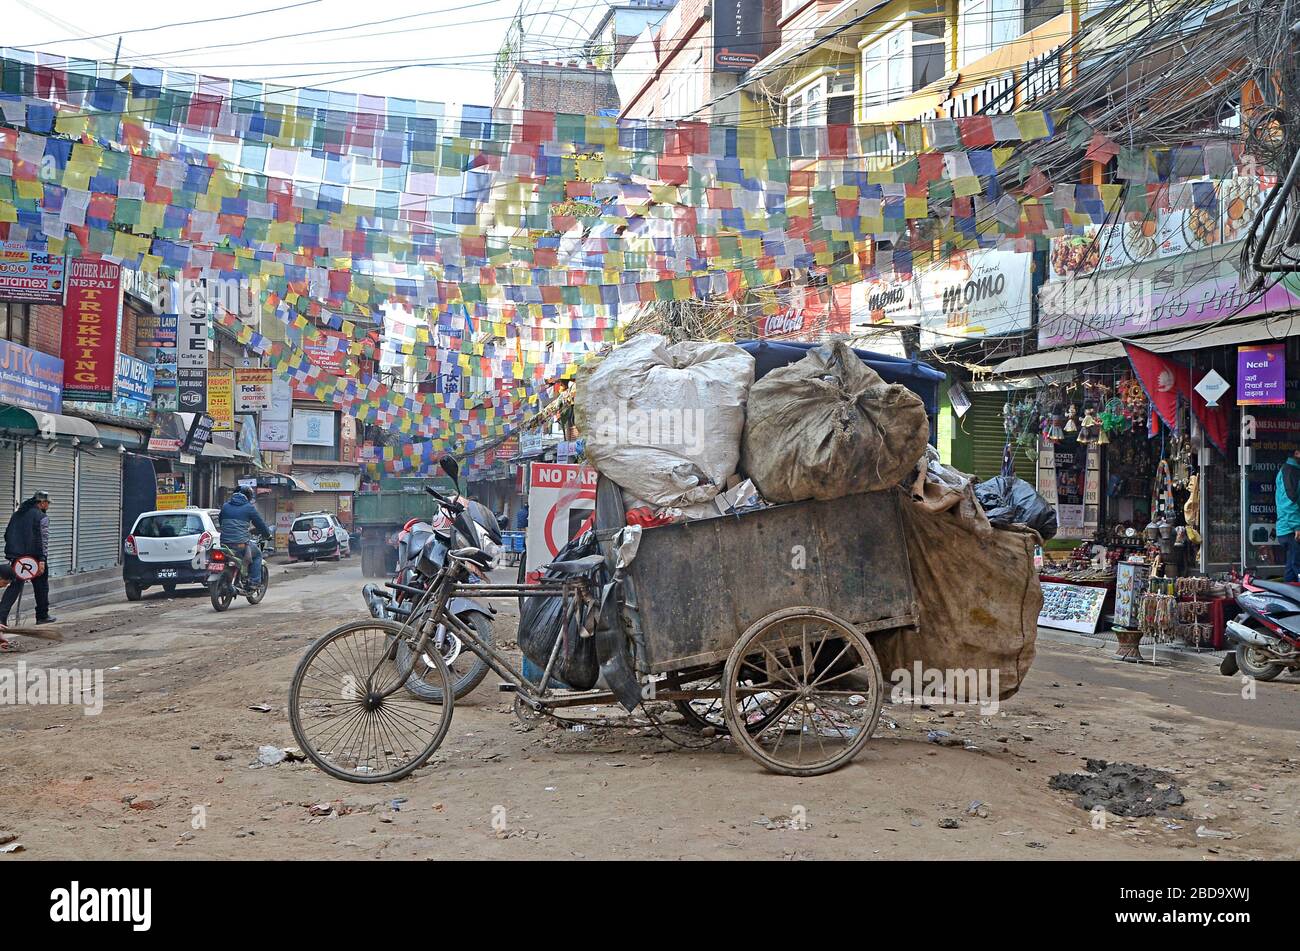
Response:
[[497, 682, 518, 693]]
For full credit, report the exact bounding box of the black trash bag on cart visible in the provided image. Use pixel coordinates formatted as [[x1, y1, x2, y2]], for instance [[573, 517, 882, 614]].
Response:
[[517, 534, 603, 690], [974, 475, 1058, 540]]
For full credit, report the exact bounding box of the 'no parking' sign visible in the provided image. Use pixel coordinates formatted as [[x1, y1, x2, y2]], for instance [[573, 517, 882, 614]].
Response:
[[525, 463, 597, 571]]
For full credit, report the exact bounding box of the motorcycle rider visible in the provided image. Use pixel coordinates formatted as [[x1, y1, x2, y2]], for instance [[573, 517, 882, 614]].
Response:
[[218, 489, 271, 589]]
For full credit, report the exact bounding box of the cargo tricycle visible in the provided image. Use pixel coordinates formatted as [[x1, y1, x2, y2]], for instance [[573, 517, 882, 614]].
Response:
[[288, 458, 920, 783]]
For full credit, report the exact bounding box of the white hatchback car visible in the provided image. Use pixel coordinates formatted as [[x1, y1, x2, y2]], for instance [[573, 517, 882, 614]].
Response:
[[123, 508, 221, 600], [287, 511, 351, 561]]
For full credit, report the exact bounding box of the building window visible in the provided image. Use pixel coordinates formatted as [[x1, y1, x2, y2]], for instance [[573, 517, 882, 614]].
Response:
[[959, 0, 1063, 66], [0, 302, 30, 346], [786, 71, 854, 125], [862, 19, 947, 109]]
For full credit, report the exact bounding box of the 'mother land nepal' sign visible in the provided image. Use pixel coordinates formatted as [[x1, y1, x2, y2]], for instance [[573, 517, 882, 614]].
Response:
[[60, 258, 122, 402]]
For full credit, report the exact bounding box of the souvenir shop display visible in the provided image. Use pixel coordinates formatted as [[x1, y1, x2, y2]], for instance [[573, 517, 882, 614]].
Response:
[[1038, 582, 1108, 634], [1113, 559, 1150, 629]]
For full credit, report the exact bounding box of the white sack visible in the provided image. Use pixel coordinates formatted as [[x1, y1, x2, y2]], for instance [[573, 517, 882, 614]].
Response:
[[575, 334, 755, 507]]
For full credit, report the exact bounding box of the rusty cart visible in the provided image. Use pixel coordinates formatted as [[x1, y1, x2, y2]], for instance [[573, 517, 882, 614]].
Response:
[[288, 466, 920, 783]]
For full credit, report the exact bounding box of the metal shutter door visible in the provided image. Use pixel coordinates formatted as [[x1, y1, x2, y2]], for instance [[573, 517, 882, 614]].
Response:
[[75, 448, 123, 572], [0, 446, 17, 514], [20, 443, 76, 578], [967, 393, 1009, 483]]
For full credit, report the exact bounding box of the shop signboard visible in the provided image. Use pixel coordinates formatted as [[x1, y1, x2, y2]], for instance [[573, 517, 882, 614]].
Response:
[[60, 258, 122, 402], [291, 330, 350, 403], [759, 284, 852, 339], [0, 339, 63, 413], [115, 353, 154, 404], [713, 0, 767, 71], [234, 367, 272, 412], [1236, 345, 1286, 405], [147, 413, 186, 455], [292, 408, 335, 447], [860, 250, 1032, 349], [64, 353, 155, 423], [0, 242, 65, 303], [919, 248, 1032, 349], [259, 375, 292, 451], [298, 471, 360, 492], [135, 312, 178, 349], [1038, 239, 1300, 348], [207, 369, 234, 431], [852, 273, 921, 327], [176, 298, 209, 412], [182, 413, 215, 454], [525, 463, 597, 570]]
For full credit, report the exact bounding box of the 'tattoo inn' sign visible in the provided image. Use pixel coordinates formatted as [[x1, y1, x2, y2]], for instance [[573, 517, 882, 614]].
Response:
[[59, 258, 122, 402]]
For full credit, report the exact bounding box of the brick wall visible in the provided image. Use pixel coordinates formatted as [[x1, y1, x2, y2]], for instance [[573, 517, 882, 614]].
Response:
[[520, 64, 620, 114], [29, 302, 60, 358]]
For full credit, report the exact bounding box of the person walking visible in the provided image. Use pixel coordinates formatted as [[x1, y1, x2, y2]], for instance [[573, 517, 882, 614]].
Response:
[[0, 491, 55, 638], [1274, 449, 1300, 582]]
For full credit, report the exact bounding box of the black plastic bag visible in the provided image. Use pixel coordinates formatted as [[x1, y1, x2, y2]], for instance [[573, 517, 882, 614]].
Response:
[[974, 475, 1058, 540], [517, 534, 602, 690]]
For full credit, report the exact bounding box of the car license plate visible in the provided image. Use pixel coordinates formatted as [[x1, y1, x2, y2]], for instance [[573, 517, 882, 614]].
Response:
[[157, 568, 177, 578]]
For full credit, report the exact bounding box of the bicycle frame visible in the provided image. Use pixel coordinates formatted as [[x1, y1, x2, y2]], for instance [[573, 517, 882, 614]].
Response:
[[364, 559, 718, 712]]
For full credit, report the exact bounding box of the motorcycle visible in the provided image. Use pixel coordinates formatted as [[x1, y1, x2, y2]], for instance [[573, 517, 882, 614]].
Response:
[[208, 538, 273, 612], [1224, 575, 1300, 680], [362, 457, 496, 701]]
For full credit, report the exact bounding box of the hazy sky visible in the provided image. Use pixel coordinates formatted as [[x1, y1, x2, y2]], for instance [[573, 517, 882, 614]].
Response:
[[1, 0, 608, 108]]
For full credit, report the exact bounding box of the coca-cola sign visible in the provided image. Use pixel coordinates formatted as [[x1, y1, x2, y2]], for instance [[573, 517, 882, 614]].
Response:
[[761, 310, 806, 338]]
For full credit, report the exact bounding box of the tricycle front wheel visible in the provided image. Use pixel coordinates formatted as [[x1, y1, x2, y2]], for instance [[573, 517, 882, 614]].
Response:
[[723, 607, 882, 777]]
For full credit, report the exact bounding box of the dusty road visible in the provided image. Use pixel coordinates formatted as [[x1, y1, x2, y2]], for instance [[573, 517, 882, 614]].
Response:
[[1, 561, 1297, 860]]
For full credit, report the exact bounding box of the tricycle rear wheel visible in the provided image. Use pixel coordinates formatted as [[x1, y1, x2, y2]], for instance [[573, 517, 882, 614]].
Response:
[[723, 607, 882, 777]]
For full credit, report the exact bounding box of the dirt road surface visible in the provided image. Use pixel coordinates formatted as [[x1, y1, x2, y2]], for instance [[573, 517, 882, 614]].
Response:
[[2, 562, 1297, 860]]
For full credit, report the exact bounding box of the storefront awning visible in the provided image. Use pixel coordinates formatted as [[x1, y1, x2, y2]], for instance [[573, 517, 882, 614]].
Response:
[[255, 471, 315, 492], [0, 406, 99, 441], [199, 442, 251, 461], [992, 313, 1300, 376], [94, 423, 147, 449]]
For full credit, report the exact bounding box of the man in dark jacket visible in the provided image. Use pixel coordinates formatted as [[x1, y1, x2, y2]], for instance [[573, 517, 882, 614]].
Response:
[[0, 491, 54, 630], [218, 490, 271, 586]]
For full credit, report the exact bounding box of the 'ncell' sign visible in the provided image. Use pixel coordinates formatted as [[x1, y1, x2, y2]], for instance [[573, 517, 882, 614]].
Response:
[[60, 258, 122, 403]]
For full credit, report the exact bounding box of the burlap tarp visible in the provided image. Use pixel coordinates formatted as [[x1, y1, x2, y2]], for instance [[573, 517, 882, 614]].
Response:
[[872, 498, 1042, 701], [741, 341, 929, 503]]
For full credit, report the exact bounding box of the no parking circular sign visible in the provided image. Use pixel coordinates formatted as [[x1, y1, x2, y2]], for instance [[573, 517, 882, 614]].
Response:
[[12, 556, 40, 581], [525, 463, 597, 571]]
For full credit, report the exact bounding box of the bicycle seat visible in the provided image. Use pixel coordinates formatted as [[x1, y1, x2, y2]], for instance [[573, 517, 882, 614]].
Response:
[[450, 546, 493, 568], [544, 554, 605, 576]]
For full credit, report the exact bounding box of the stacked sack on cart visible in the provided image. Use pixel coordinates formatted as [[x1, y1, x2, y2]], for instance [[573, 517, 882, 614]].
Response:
[[522, 333, 1047, 697]]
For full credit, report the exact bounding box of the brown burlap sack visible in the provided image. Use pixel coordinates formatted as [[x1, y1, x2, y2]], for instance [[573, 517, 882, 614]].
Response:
[[872, 498, 1041, 701], [741, 341, 929, 503]]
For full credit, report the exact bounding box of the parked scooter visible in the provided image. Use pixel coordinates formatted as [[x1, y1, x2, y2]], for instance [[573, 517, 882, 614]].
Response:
[[362, 457, 495, 701], [208, 538, 273, 612], [1224, 576, 1300, 680]]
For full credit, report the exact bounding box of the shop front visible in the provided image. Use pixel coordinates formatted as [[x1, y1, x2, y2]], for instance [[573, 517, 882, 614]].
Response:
[[990, 173, 1300, 652]]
